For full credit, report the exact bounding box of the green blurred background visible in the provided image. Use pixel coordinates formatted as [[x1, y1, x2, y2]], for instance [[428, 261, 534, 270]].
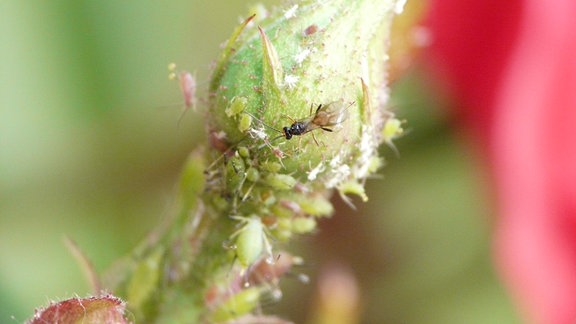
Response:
[[0, 1, 519, 322]]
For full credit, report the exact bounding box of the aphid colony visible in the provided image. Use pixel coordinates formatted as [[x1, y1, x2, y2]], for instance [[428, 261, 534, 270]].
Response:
[[203, 98, 368, 321], [209, 99, 351, 266], [208, 96, 401, 271], [207, 141, 335, 268]]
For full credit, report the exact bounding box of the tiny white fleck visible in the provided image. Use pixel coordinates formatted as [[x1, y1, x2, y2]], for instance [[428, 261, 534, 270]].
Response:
[[295, 48, 311, 65], [284, 75, 299, 88], [214, 130, 227, 139], [307, 162, 325, 181], [284, 4, 298, 19], [248, 126, 268, 140], [353, 125, 378, 178], [329, 154, 342, 168], [326, 164, 351, 188]]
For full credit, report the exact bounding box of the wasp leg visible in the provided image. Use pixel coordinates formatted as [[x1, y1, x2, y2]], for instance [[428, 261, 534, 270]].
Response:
[[311, 132, 320, 146]]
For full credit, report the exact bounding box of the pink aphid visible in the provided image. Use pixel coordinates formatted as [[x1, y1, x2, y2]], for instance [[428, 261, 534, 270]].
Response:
[[178, 71, 196, 109]]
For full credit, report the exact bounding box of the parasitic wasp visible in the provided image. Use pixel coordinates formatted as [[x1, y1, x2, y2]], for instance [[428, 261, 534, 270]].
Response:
[[280, 101, 352, 141], [246, 101, 354, 146]]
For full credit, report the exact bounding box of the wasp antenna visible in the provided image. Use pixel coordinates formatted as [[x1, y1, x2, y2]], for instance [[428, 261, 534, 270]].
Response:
[[280, 113, 296, 123], [243, 111, 283, 134]]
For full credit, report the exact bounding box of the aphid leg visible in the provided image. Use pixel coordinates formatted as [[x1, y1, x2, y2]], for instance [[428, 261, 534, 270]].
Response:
[[262, 137, 287, 168], [241, 181, 256, 202], [272, 148, 287, 168], [338, 190, 358, 210], [262, 232, 274, 264], [221, 239, 241, 281]]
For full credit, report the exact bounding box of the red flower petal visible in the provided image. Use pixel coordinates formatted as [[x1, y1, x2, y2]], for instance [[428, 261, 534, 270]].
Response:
[[425, 0, 576, 322]]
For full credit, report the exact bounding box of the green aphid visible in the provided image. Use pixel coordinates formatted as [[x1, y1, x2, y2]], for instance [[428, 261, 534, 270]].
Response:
[[382, 116, 404, 140], [263, 173, 297, 191], [126, 247, 164, 312], [298, 195, 334, 217], [367, 156, 383, 174], [209, 286, 262, 322], [260, 161, 282, 173], [291, 217, 317, 234], [211, 195, 229, 212], [230, 215, 272, 269], [225, 154, 246, 194], [238, 113, 252, 133], [270, 204, 294, 218], [382, 116, 404, 156], [246, 167, 260, 182], [338, 180, 368, 202], [275, 218, 293, 241], [225, 96, 248, 117], [237, 146, 250, 159], [274, 216, 316, 234], [261, 190, 277, 206]]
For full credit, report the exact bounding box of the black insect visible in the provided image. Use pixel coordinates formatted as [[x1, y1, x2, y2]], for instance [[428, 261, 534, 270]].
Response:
[[281, 101, 351, 140]]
